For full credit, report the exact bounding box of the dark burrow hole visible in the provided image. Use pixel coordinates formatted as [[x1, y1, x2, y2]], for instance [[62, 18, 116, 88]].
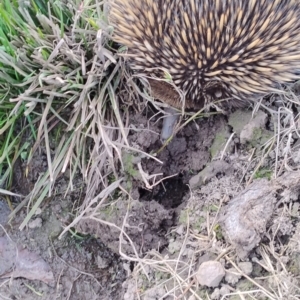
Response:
[[139, 174, 189, 209]]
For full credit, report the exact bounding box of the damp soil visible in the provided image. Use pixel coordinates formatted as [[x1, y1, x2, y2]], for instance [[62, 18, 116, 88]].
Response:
[[0, 105, 226, 299], [1, 156, 127, 300], [2, 102, 300, 299]]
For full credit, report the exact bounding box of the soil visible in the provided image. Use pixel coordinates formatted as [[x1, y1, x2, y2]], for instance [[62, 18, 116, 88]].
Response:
[[1, 100, 300, 300], [0, 158, 127, 300]]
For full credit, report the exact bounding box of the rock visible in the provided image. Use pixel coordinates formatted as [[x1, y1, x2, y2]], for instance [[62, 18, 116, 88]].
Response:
[[220, 285, 231, 296], [240, 111, 268, 144], [168, 240, 182, 254], [175, 224, 185, 235], [225, 268, 241, 284], [228, 110, 253, 136], [28, 217, 43, 229], [144, 286, 166, 300], [122, 278, 136, 300], [238, 262, 253, 275], [211, 288, 220, 299], [196, 261, 225, 287], [97, 256, 109, 269]]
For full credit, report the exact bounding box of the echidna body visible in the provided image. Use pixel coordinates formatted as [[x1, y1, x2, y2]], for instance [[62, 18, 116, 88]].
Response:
[[109, 0, 300, 110]]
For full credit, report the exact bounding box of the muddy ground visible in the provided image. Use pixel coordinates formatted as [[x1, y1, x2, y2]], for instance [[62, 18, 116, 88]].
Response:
[[1, 98, 300, 299]]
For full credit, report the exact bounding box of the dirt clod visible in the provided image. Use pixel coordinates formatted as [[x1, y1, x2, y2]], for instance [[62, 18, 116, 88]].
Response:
[[220, 171, 300, 259], [196, 261, 225, 287]]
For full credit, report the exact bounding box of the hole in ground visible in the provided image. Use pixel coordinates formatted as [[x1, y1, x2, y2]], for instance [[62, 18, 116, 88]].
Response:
[[139, 174, 189, 209]]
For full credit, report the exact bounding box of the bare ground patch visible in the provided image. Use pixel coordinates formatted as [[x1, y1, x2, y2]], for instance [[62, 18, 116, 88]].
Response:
[[2, 99, 300, 299]]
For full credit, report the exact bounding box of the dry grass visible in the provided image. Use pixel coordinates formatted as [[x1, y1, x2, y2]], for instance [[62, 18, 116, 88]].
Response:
[[0, 0, 153, 228]]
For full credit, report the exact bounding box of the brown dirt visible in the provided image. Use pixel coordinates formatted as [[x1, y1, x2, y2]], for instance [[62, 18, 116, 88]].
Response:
[[0, 155, 126, 300], [2, 103, 300, 299]]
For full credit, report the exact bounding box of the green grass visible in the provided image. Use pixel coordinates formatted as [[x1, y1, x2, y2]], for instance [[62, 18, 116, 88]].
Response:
[[0, 0, 35, 187], [0, 0, 137, 228], [0, 102, 31, 187]]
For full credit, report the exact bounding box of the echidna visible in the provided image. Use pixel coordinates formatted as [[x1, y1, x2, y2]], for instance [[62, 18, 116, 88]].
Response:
[[109, 0, 300, 111]]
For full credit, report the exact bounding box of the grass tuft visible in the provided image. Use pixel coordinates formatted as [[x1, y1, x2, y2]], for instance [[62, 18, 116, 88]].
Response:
[[0, 0, 149, 229]]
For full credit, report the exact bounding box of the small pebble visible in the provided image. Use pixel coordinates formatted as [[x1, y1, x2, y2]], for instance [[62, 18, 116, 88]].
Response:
[[196, 261, 225, 287], [238, 262, 253, 275], [28, 218, 43, 229], [225, 267, 241, 284], [220, 285, 232, 296], [211, 288, 220, 300]]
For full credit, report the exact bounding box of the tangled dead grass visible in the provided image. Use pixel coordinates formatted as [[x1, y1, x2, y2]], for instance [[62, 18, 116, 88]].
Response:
[[0, 0, 152, 228]]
